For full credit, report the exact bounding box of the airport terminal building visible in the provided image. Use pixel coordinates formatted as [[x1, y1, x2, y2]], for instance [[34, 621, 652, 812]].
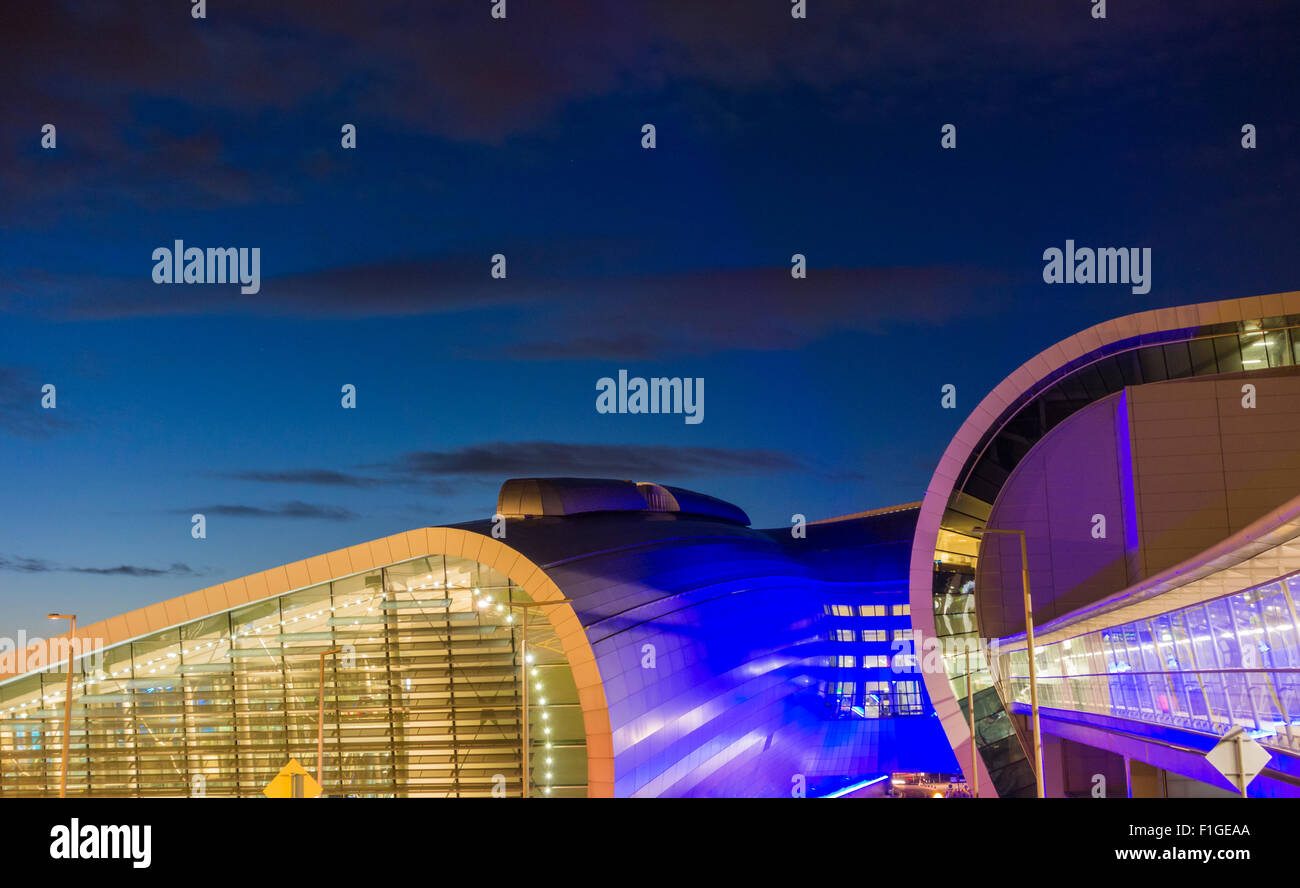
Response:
[[4, 292, 1300, 797], [0, 480, 956, 797], [912, 291, 1300, 797]]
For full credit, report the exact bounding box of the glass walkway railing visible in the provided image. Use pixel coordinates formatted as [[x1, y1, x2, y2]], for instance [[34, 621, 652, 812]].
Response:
[[998, 573, 1300, 755]]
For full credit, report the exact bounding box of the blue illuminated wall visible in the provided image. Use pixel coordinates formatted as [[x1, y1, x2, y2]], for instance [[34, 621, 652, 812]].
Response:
[[459, 505, 958, 797]]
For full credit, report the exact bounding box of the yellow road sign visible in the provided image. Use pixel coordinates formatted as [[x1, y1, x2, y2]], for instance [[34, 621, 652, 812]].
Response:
[[263, 758, 323, 799]]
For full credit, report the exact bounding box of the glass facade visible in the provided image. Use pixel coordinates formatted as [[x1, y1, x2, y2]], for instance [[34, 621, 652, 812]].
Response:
[[819, 599, 932, 718], [926, 315, 1300, 796], [0, 553, 588, 797], [1000, 573, 1300, 755], [962, 321, 1300, 505]]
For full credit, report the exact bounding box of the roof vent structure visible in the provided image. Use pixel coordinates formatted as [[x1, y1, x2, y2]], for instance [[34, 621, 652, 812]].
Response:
[[496, 477, 750, 525]]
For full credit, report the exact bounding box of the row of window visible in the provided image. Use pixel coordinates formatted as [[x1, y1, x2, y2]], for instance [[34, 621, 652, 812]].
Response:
[[823, 680, 926, 718], [824, 604, 911, 617], [833, 653, 920, 671], [821, 601, 923, 717], [829, 629, 915, 643], [961, 323, 1300, 504]]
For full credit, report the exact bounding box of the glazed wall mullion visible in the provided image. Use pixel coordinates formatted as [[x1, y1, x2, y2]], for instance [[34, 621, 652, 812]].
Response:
[[0, 552, 589, 797]]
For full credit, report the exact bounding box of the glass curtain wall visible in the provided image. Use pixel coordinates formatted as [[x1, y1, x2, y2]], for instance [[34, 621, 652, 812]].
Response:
[[931, 318, 1300, 795], [818, 600, 929, 718], [999, 573, 1300, 755], [0, 553, 588, 797]]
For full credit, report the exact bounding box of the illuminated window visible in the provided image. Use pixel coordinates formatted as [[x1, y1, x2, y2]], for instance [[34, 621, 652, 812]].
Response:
[[862, 681, 891, 718], [891, 652, 919, 672], [894, 681, 924, 715], [828, 682, 857, 716], [0, 554, 590, 798]]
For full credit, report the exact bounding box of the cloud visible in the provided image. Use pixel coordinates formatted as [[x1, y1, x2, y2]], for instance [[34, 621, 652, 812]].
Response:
[[209, 467, 464, 497], [507, 265, 1006, 357], [386, 441, 805, 480], [217, 442, 821, 495], [0, 366, 71, 437], [3, 0, 1259, 224], [0, 555, 206, 577], [0, 556, 52, 573], [215, 469, 385, 488], [68, 562, 201, 578], [4, 1, 1243, 145], [1, 261, 1003, 357], [0, 256, 526, 322], [181, 501, 358, 521]]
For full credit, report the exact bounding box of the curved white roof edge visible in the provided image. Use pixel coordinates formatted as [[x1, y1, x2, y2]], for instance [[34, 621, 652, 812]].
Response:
[[906, 290, 1300, 796]]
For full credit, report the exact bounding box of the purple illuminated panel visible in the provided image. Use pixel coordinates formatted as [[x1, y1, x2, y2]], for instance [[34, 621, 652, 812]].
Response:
[[978, 394, 1134, 636], [476, 509, 958, 796]]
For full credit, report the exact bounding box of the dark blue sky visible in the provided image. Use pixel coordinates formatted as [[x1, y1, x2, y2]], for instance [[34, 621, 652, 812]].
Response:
[[2, 0, 1298, 632]]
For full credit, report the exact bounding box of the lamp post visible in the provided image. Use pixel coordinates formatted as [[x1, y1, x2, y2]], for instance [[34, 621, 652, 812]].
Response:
[[46, 613, 77, 798], [477, 596, 572, 798], [317, 647, 342, 792], [965, 644, 978, 799], [972, 526, 1044, 799]]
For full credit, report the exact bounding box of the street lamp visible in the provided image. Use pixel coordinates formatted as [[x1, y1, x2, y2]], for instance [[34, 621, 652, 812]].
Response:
[[964, 643, 979, 799], [971, 526, 1044, 799], [46, 613, 77, 798], [478, 596, 572, 798], [317, 646, 343, 792]]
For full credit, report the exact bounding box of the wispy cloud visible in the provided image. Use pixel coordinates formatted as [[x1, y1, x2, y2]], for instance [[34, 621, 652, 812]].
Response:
[[67, 563, 203, 577], [215, 469, 385, 488], [0, 262, 1005, 358], [177, 501, 358, 521], [216, 442, 815, 495], [0, 366, 71, 438], [0, 555, 207, 578], [388, 441, 804, 479]]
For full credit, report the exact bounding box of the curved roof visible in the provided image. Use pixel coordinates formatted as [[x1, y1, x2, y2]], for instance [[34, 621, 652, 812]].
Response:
[[453, 503, 940, 796], [452, 507, 922, 647], [0, 526, 618, 797], [6, 487, 936, 797]]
